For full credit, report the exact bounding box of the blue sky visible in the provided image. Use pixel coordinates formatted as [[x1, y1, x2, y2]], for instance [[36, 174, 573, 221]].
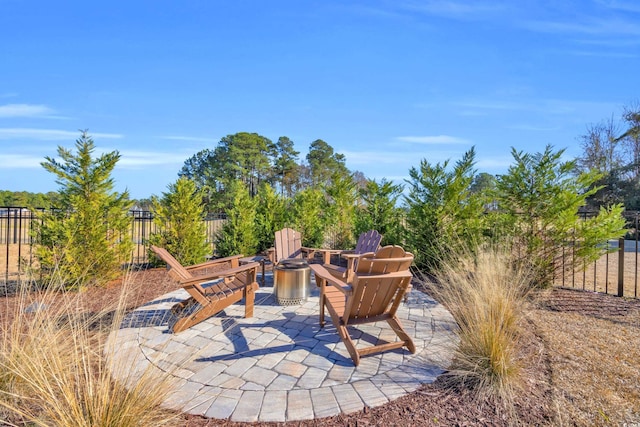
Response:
[[1, 1, 639, 199]]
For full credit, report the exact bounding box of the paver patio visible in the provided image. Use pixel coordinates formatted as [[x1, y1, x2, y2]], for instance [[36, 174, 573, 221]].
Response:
[[106, 271, 457, 422]]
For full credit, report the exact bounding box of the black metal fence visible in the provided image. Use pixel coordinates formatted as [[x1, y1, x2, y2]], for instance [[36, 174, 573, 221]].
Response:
[[2, 206, 640, 298], [551, 211, 640, 298], [1, 207, 226, 282]]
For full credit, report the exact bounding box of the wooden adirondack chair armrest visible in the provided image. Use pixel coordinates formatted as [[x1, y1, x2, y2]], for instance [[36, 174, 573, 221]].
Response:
[[300, 245, 321, 259], [266, 247, 275, 263], [179, 262, 260, 286], [186, 254, 245, 272], [303, 247, 344, 264], [340, 252, 374, 281], [310, 264, 352, 295]]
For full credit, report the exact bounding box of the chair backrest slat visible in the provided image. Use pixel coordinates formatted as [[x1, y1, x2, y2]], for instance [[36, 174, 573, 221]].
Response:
[[151, 245, 193, 282], [355, 246, 413, 275], [345, 246, 414, 322], [353, 230, 382, 254], [274, 228, 303, 263]]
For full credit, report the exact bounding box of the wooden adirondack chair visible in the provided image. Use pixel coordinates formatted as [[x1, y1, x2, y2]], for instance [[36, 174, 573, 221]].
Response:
[[150, 246, 260, 333], [309, 245, 415, 366], [322, 230, 383, 281], [268, 228, 316, 265]]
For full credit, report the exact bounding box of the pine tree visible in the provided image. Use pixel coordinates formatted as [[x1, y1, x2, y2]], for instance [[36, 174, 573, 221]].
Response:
[[215, 180, 258, 257], [37, 131, 133, 289], [148, 177, 209, 266], [254, 183, 287, 253]]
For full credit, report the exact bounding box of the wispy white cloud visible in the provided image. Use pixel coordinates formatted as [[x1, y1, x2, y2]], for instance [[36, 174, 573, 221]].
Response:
[[116, 150, 188, 169], [526, 18, 640, 36], [0, 154, 42, 168], [0, 148, 187, 170], [0, 104, 58, 118], [596, 0, 640, 13], [161, 135, 219, 143], [398, 0, 508, 20], [0, 128, 123, 140], [565, 49, 637, 58], [454, 98, 618, 116], [395, 135, 470, 144]]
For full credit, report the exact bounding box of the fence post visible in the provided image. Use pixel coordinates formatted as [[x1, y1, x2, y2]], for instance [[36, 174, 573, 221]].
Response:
[[618, 237, 625, 297]]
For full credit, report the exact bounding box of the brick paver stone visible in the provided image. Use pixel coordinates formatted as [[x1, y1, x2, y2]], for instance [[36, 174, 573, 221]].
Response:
[[230, 390, 264, 422], [181, 386, 221, 415], [310, 387, 340, 418], [331, 383, 365, 414], [242, 365, 278, 387], [286, 389, 314, 421], [296, 366, 328, 389], [353, 380, 389, 408], [259, 390, 287, 422], [274, 359, 307, 378], [188, 362, 227, 384], [204, 389, 243, 419], [267, 373, 298, 390]]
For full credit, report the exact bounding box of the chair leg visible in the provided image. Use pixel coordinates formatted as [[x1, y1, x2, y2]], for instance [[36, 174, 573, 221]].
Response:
[[319, 293, 326, 327], [244, 282, 257, 318], [316, 276, 327, 327], [172, 291, 244, 333], [387, 316, 416, 354], [337, 324, 360, 366]]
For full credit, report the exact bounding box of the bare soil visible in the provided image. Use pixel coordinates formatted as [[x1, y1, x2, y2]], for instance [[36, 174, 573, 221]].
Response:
[[2, 269, 640, 426]]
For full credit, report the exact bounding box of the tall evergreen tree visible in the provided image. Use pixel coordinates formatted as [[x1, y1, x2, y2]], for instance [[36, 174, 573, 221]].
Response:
[[355, 178, 405, 246], [404, 147, 485, 270], [324, 173, 357, 249], [254, 183, 288, 253], [148, 177, 209, 266], [291, 187, 325, 247], [274, 136, 299, 197], [37, 131, 133, 289], [496, 145, 626, 286], [215, 180, 258, 257], [306, 139, 349, 186]]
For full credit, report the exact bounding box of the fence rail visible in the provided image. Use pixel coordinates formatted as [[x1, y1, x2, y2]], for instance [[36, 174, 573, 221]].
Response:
[[1, 207, 226, 282], [2, 206, 640, 298], [550, 211, 639, 298]]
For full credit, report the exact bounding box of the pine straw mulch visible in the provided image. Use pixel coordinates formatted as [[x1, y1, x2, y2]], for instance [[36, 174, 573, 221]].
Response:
[[2, 270, 640, 426]]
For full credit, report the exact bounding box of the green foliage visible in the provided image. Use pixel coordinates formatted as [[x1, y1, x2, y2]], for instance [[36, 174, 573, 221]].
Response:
[[274, 136, 300, 197], [254, 183, 288, 253], [0, 190, 59, 208], [215, 180, 258, 257], [495, 145, 626, 286], [36, 131, 133, 289], [404, 147, 485, 270], [179, 132, 277, 211], [323, 173, 357, 249], [355, 178, 406, 246], [469, 172, 496, 195], [148, 177, 209, 266], [306, 139, 349, 186], [291, 187, 325, 247]]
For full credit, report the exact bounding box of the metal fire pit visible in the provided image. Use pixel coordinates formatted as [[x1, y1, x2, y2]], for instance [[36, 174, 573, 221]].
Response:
[[273, 259, 311, 305]]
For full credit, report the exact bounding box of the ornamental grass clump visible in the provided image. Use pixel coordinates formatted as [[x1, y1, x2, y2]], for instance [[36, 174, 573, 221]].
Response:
[[0, 272, 177, 427], [431, 246, 533, 404]]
